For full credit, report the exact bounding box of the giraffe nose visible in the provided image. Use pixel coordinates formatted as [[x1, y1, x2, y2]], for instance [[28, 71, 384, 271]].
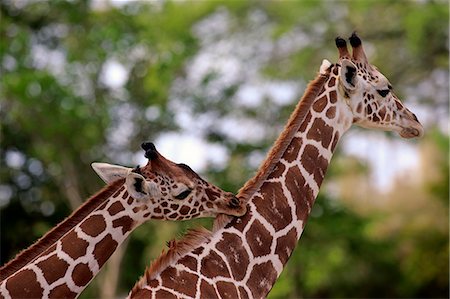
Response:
[[223, 193, 247, 216], [229, 196, 241, 209]]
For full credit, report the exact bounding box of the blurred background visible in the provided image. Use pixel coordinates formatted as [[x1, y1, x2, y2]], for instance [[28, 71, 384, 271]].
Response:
[[1, 1, 448, 298]]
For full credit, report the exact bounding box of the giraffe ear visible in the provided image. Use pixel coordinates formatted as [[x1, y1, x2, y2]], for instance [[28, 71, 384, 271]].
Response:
[[91, 162, 131, 183], [319, 59, 332, 74], [339, 59, 358, 90], [125, 172, 160, 202]]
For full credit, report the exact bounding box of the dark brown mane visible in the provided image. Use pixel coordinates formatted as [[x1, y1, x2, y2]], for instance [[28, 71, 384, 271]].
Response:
[[134, 69, 331, 286], [0, 178, 125, 281]]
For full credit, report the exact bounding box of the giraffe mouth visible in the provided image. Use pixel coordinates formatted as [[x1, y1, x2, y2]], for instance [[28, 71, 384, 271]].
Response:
[[223, 195, 247, 216], [399, 127, 423, 139]]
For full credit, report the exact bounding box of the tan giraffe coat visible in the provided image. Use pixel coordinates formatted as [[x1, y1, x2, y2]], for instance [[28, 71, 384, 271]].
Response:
[[129, 33, 423, 299]]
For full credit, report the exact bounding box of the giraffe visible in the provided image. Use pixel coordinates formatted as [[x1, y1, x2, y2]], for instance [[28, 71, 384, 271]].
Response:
[[0, 142, 246, 299], [128, 33, 423, 299]]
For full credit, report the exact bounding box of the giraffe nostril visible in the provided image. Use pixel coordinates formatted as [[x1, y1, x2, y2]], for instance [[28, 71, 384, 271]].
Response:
[[412, 113, 419, 122], [229, 196, 241, 208]]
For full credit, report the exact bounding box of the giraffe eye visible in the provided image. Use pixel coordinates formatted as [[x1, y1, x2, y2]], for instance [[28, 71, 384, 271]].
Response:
[[175, 189, 192, 200], [377, 89, 390, 97]]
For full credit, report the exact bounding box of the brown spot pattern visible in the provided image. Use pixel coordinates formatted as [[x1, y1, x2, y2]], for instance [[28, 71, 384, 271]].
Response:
[[179, 255, 197, 271], [326, 106, 336, 119], [306, 118, 333, 149], [36, 254, 69, 284], [312, 95, 327, 113], [192, 246, 204, 256], [330, 131, 340, 152], [205, 188, 220, 201], [72, 262, 92, 287], [328, 76, 336, 87], [200, 280, 218, 299], [107, 201, 125, 216], [79, 214, 106, 237], [255, 182, 292, 231], [146, 278, 159, 288], [386, 114, 391, 122], [49, 284, 77, 299], [179, 205, 190, 216], [60, 231, 89, 260], [275, 227, 297, 265], [301, 144, 329, 187], [356, 102, 363, 114], [379, 107, 386, 119], [247, 262, 278, 298], [329, 90, 337, 103], [245, 219, 273, 257], [216, 281, 239, 299], [239, 286, 250, 299], [112, 215, 134, 235], [267, 162, 285, 179], [299, 112, 312, 132], [155, 289, 177, 299], [216, 232, 249, 281], [200, 250, 231, 279], [6, 269, 43, 299], [168, 212, 178, 219], [284, 165, 313, 221], [284, 137, 302, 163], [93, 234, 118, 267], [160, 267, 198, 298], [226, 208, 252, 232], [133, 288, 152, 299]]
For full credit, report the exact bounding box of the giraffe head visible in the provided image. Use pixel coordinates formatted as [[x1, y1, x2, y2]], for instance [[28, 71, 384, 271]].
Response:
[[92, 142, 246, 220], [331, 32, 423, 138]]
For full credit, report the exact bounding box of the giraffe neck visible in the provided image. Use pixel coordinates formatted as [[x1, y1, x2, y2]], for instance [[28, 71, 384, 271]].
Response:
[[0, 179, 155, 299], [129, 66, 354, 299]]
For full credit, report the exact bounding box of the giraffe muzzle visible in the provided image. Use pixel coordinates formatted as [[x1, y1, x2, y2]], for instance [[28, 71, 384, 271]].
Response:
[[399, 110, 424, 139], [400, 127, 423, 139], [224, 194, 247, 216], [229, 196, 241, 208]]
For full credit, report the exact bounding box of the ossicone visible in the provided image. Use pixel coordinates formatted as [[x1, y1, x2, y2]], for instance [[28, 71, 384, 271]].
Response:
[[335, 36, 350, 59], [348, 31, 368, 62], [349, 32, 362, 47], [142, 142, 158, 160]]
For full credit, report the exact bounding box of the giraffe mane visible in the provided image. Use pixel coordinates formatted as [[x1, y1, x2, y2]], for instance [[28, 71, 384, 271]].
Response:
[[130, 67, 332, 293], [131, 227, 212, 295], [0, 178, 126, 281], [237, 69, 331, 201], [208, 69, 332, 231]]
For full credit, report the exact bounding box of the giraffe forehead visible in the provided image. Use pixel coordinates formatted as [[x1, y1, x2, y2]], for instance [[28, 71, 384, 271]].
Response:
[[358, 63, 389, 87]]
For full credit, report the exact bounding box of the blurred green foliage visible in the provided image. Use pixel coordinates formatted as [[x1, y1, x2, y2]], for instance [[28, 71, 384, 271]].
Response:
[[1, 1, 448, 298]]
